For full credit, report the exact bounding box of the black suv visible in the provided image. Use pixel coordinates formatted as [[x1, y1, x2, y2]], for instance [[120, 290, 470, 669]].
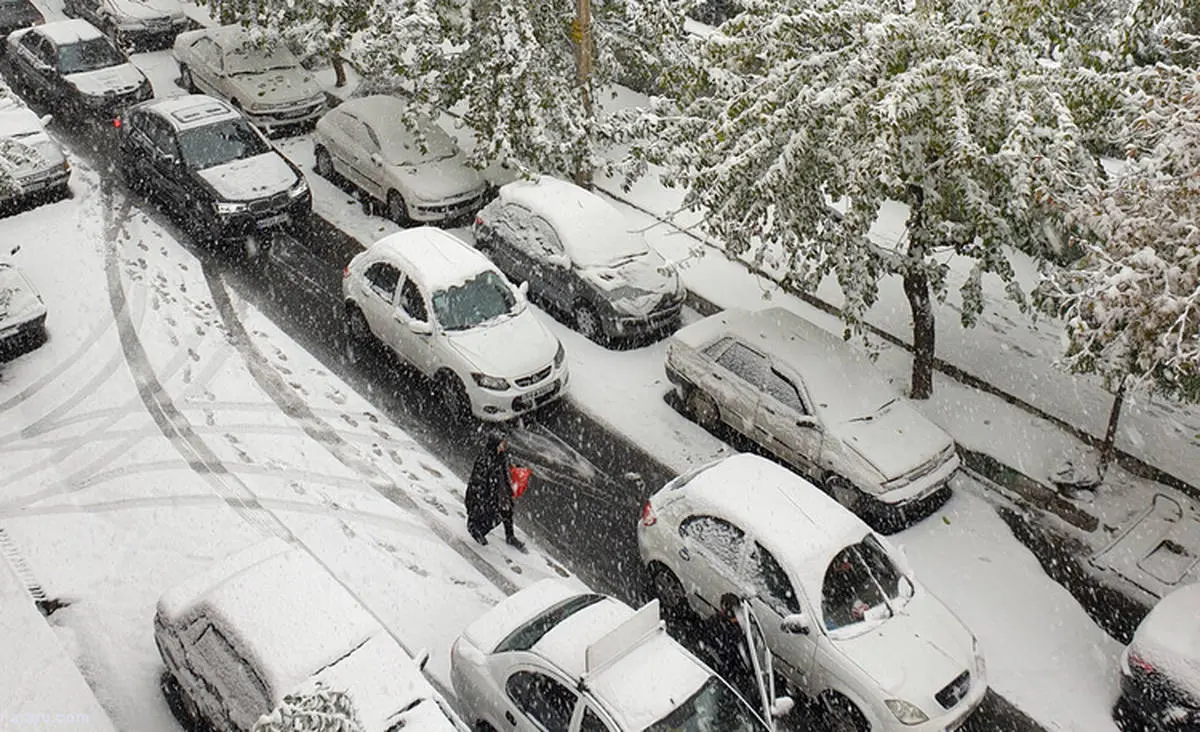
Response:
[[117, 94, 310, 255]]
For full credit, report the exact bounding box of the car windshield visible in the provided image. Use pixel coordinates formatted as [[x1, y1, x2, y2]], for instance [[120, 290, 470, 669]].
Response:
[[645, 676, 769, 732], [177, 118, 270, 170], [226, 40, 298, 76], [58, 38, 124, 75], [431, 271, 518, 331], [494, 594, 605, 653], [568, 229, 648, 270], [376, 118, 458, 166], [821, 535, 912, 636]]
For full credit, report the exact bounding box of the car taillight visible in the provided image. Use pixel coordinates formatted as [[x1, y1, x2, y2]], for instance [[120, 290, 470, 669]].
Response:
[[641, 501, 657, 527], [474, 216, 483, 227], [112, 117, 121, 129], [1128, 651, 1155, 674], [342, 265, 349, 278]]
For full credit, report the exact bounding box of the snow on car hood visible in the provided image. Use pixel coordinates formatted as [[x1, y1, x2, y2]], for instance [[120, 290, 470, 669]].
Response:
[[293, 633, 458, 732], [196, 151, 296, 201], [580, 250, 679, 317], [444, 309, 557, 379], [390, 156, 484, 203], [229, 69, 321, 108], [0, 110, 63, 183], [109, 0, 183, 21], [0, 263, 46, 330], [65, 63, 144, 97], [833, 589, 973, 707], [1130, 582, 1200, 699], [830, 399, 955, 485]]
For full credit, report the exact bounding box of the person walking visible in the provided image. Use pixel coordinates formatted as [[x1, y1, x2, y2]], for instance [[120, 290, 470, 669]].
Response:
[[465, 432, 526, 551]]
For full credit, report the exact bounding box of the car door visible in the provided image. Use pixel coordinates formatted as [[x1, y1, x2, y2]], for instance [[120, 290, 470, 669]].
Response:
[[188, 37, 224, 97], [145, 115, 190, 211], [527, 215, 576, 311], [676, 514, 750, 615], [356, 260, 402, 340], [189, 623, 273, 731], [393, 274, 438, 375], [754, 365, 824, 480], [357, 118, 389, 200], [504, 669, 579, 732], [702, 338, 769, 436], [329, 112, 373, 193], [743, 541, 819, 695]]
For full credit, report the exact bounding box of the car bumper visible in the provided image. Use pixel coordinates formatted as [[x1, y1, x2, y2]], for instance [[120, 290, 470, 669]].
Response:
[[410, 191, 487, 223], [604, 300, 683, 339], [1117, 659, 1200, 730], [471, 363, 569, 422], [899, 675, 987, 732], [212, 193, 311, 240], [0, 311, 47, 353], [242, 104, 326, 132]]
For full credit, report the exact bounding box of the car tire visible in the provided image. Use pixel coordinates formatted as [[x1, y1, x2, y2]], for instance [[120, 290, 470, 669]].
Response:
[[314, 146, 334, 181], [387, 190, 412, 227], [343, 305, 373, 364], [685, 387, 721, 432], [647, 562, 690, 622], [574, 303, 606, 344], [474, 723, 498, 732], [179, 64, 196, 93], [160, 670, 207, 732], [825, 476, 863, 514], [437, 371, 472, 422], [821, 693, 870, 732]]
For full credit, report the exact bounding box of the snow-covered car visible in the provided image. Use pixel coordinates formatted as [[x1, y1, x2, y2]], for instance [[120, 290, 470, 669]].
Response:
[[116, 95, 311, 256], [5, 20, 152, 117], [0, 0, 43, 41], [0, 250, 48, 359], [173, 25, 326, 133], [474, 176, 685, 344], [664, 307, 959, 528], [63, 0, 187, 50], [155, 537, 463, 732], [1115, 582, 1200, 730], [0, 95, 70, 207], [451, 577, 775, 732], [314, 94, 487, 226], [637, 453, 987, 732], [342, 227, 568, 422]]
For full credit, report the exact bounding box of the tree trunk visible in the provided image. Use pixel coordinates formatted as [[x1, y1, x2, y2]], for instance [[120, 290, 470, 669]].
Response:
[[904, 262, 935, 400], [332, 54, 347, 88], [1098, 377, 1127, 477], [572, 0, 594, 189]]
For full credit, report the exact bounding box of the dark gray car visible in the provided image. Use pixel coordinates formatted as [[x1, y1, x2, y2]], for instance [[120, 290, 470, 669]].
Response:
[[0, 0, 42, 41]]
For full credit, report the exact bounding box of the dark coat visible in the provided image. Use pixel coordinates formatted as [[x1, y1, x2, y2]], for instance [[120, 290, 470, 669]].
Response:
[[700, 610, 759, 709], [466, 434, 512, 537]]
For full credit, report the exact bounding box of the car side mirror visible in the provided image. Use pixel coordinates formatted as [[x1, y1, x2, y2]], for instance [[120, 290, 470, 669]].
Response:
[[370, 153, 383, 167], [413, 648, 430, 671], [771, 696, 795, 719], [409, 319, 433, 336], [518, 281, 529, 297], [780, 612, 810, 635], [795, 416, 821, 430], [39, 114, 52, 127]]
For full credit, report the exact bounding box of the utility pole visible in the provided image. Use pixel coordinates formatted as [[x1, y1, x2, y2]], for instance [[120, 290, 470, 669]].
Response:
[[572, 0, 594, 188]]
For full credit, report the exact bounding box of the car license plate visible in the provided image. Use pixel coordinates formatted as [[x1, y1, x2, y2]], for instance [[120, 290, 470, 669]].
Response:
[[528, 380, 558, 400], [257, 213, 289, 229]]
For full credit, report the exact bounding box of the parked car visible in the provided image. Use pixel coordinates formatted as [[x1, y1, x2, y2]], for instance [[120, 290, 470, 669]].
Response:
[[1114, 582, 1200, 730], [341, 227, 567, 422], [5, 20, 152, 117], [63, 0, 186, 50], [637, 453, 987, 732], [173, 25, 326, 133], [1, 93, 70, 207], [451, 577, 778, 732], [473, 176, 684, 344], [155, 537, 463, 732], [314, 94, 487, 226], [0, 247, 47, 359], [664, 307, 959, 528], [116, 94, 310, 257], [0, 0, 43, 42]]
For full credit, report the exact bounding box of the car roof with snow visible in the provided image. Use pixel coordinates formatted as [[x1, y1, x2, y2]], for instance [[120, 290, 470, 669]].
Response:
[[156, 537, 382, 695], [462, 579, 718, 730], [32, 18, 105, 46], [140, 95, 241, 132], [363, 227, 496, 293], [672, 453, 873, 594], [338, 94, 409, 122]]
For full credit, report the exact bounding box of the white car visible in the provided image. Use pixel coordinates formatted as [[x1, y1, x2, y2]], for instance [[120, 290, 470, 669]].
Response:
[[451, 578, 774, 732], [63, 0, 186, 50], [155, 537, 463, 732], [637, 453, 987, 732], [1114, 582, 1200, 730], [314, 95, 487, 225], [0, 248, 48, 358], [173, 25, 326, 132], [473, 176, 685, 344], [665, 307, 959, 529], [341, 227, 567, 421], [0, 92, 70, 205]]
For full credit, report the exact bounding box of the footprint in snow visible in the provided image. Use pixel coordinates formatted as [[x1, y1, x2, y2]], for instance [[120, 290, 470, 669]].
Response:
[[291, 482, 306, 496], [187, 348, 200, 363], [341, 414, 358, 428], [419, 462, 444, 479], [371, 444, 383, 457]]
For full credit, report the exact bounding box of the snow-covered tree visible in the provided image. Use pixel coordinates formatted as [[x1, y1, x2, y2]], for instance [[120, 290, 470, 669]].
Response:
[[625, 0, 1101, 398], [253, 686, 365, 732]]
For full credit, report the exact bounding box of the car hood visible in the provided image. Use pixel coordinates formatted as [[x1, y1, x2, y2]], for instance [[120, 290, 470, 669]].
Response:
[[833, 590, 973, 711], [196, 152, 296, 202], [0, 263, 46, 330], [1130, 582, 1200, 699], [65, 64, 144, 97], [580, 250, 680, 317], [0, 113, 64, 182], [228, 70, 321, 107], [389, 156, 484, 203], [829, 400, 956, 485], [109, 0, 183, 21], [443, 309, 557, 379], [291, 633, 458, 732]]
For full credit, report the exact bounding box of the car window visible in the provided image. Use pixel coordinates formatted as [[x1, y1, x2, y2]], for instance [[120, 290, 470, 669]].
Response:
[[431, 271, 517, 331], [746, 543, 800, 616], [680, 515, 745, 569], [715, 342, 768, 388], [144, 116, 178, 158], [580, 707, 613, 732], [645, 676, 768, 732], [58, 37, 124, 75], [821, 537, 910, 632], [494, 594, 605, 653], [339, 113, 374, 150], [506, 671, 577, 732], [193, 625, 270, 711], [30, 35, 56, 68], [224, 37, 299, 76], [176, 118, 271, 171], [193, 37, 222, 70], [761, 368, 805, 413], [364, 262, 400, 301], [501, 205, 564, 262], [399, 278, 428, 322]]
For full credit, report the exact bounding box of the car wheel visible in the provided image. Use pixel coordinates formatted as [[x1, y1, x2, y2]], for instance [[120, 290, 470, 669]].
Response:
[[160, 671, 207, 732], [437, 371, 472, 422], [825, 476, 863, 514], [343, 305, 373, 364], [822, 693, 870, 732], [474, 723, 498, 732], [387, 190, 412, 227], [574, 303, 606, 343], [179, 64, 196, 92], [314, 146, 334, 180], [648, 563, 690, 622], [685, 387, 721, 432]]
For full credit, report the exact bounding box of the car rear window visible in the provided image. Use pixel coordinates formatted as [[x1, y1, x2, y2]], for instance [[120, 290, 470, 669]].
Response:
[[494, 594, 606, 653]]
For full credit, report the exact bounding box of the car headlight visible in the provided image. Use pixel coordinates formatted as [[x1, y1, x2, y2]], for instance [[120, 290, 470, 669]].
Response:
[[288, 178, 309, 199], [884, 699, 929, 725], [213, 200, 248, 215], [554, 342, 565, 367], [471, 373, 509, 391]]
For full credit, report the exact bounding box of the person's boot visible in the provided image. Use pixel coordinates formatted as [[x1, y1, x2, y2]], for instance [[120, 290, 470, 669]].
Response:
[[471, 531, 488, 546], [506, 535, 527, 552]]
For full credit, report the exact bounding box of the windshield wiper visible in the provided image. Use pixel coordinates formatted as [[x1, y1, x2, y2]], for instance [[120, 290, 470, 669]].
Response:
[[846, 397, 898, 423]]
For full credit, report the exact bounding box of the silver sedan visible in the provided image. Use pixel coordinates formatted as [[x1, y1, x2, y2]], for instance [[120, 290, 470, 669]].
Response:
[[313, 95, 487, 225]]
